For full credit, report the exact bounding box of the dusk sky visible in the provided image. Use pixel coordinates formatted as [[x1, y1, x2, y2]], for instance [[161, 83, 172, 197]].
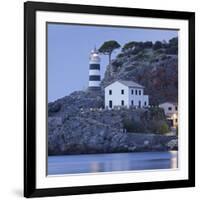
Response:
[[48, 23, 178, 102]]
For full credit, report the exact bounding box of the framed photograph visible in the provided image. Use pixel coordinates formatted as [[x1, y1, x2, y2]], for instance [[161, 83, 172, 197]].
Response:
[[24, 1, 195, 198]]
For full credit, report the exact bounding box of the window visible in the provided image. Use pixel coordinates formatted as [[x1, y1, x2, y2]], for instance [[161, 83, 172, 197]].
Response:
[[144, 101, 147, 106], [135, 90, 137, 95], [175, 106, 178, 111], [139, 90, 141, 95], [131, 89, 134, 95], [121, 100, 124, 106], [121, 89, 124, 94], [131, 100, 134, 106], [168, 107, 172, 111], [109, 90, 112, 95], [109, 100, 112, 108]]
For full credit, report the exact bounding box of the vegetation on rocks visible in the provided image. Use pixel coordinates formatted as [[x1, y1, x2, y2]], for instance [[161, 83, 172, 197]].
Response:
[[98, 40, 121, 64], [48, 37, 178, 155], [101, 37, 178, 105], [48, 90, 174, 155]]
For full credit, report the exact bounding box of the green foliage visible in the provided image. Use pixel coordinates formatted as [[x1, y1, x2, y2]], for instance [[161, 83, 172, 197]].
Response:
[[153, 41, 163, 50], [122, 41, 153, 56], [117, 53, 124, 58], [122, 41, 137, 52], [166, 46, 178, 54], [134, 50, 150, 61], [176, 126, 178, 135], [169, 37, 178, 46], [132, 46, 143, 54], [122, 41, 153, 52], [159, 122, 170, 134], [155, 49, 165, 54], [147, 120, 169, 134], [148, 120, 161, 133], [122, 118, 145, 133], [143, 41, 153, 48], [122, 117, 169, 134], [161, 55, 168, 60], [166, 37, 178, 54], [148, 107, 166, 120], [48, 103, 61, 114], [99, 40, 120, 54], [117, 37, 178, 61], [99, 40, 120, 64]]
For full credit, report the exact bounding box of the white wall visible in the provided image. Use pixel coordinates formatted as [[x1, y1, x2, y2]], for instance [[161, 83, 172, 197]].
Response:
[[159, 102, 178, 115], [128, 88, 149, 107], [105, 82, 149, 108], [0, 0, 199, 199], [105, 81, 129, 108]]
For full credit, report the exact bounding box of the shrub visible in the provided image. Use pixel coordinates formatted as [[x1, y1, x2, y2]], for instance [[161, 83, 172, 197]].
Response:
[[161, 55, 168, 60], [176, 126, 178, 135], [122, 41, 137, 52], [159, 122, 170, 134], [122, 118, 145, 133], [147, 120, 161, 133], [155, 49, 165, 54], [48, 102, 61, 113], [166, 46, 178, 54], [153, 41, 162, 50], [166, 37, 178, 54], [148, 107, 166, 120], [169, 37, 178, 47], [132, 46, 143, 54], [143, 41, 153, 48], [117, 53, 124, 58], [134, 50, 150, 61]]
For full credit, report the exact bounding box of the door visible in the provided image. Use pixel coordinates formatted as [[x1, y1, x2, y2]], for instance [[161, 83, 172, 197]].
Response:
[[109, 100, 112, 108], [138, 100, 141, 108]]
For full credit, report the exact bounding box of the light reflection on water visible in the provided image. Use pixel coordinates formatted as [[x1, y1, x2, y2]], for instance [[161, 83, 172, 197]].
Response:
[[48, 151, 178, 175]]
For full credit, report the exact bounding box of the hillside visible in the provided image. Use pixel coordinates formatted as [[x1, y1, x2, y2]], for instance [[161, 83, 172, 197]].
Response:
[[101, 38, 178, 105], [48, 37, 178, 155], [48, 90, 177, 155], [49, 104, 177, 155]]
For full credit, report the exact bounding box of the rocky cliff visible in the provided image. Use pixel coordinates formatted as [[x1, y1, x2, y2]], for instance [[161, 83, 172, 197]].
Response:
[[48, 37, 178, 155], [101, 43, 178, 105], [48, 90, 177, 155]]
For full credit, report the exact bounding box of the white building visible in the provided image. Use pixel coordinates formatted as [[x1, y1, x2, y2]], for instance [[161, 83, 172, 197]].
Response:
[[159, 102, 178, 127], [105, 80, 149, 109], [88, 47, 101, 90]]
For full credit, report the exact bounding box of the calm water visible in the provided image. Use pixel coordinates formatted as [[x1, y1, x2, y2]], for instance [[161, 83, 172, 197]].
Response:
[[48, 151, 178, 175]]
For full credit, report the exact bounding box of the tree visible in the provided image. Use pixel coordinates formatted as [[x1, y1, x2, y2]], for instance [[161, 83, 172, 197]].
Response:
[[143, 41, 153, 48], [169, 37, 178, 47], [153, 41, 162, 50], [166, 37, 178, 55], [122, 41, 137, 52], [98, 40, 120, 64]]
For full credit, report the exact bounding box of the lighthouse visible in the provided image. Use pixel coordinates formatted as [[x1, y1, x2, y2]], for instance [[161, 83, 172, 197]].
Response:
[[89, 47, 101, 90]]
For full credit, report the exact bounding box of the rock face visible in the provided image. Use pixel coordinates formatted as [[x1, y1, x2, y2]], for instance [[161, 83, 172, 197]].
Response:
[[48, 111, 177, 155], [48, 94, 177, 155], [101, 48, 178, 105], [48, 90, 104, 117], [48, 38, 178, 155]]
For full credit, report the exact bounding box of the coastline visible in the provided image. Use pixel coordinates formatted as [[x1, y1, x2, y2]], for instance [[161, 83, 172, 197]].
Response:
[[48, 133, 178, 156]]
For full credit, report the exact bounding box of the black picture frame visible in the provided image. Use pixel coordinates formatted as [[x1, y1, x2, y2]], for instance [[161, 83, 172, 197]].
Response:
[[24, 1, 195, 198]]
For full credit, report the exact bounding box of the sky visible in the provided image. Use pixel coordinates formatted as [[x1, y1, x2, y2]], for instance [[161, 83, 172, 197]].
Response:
[[48, 23, 178, 102]]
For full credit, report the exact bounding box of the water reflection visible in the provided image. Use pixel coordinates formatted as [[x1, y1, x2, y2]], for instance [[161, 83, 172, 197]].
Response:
[[48, 151, 178, 175]]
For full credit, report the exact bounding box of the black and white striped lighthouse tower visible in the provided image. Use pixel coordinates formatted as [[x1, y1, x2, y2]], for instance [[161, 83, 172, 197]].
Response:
[[89, 47, 101, 90]]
